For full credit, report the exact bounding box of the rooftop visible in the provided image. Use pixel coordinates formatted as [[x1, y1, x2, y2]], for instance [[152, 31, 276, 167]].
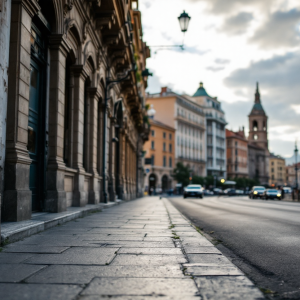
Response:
[[193, 82, 213, 98]]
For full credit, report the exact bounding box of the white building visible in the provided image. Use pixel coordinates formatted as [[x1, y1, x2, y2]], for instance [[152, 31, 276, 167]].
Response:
[[191, 83, 227, 178]]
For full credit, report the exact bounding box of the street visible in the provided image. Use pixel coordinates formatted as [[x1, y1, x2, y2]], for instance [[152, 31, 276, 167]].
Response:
[[169, 196, 300, 300]]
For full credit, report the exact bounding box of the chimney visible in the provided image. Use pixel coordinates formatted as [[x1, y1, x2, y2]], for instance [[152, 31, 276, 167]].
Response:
[[161, 87, 168, 95]]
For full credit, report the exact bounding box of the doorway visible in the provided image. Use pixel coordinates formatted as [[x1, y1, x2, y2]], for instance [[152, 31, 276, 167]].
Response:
[[28, 24, 48, 211]]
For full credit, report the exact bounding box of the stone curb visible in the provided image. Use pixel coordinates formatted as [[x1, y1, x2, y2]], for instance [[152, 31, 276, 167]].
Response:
[[0, 199, 127, 245], [163, 198, 265, 299]]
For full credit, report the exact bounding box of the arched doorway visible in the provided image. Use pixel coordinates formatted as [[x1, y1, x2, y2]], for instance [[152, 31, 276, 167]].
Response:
[[149, 173, 157, 195], [162, 175, 169, 193]]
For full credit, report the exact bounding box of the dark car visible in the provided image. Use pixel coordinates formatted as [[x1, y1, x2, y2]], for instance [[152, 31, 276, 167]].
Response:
[[263, 189, 282, 200], [249, 186, 266, 199], [223, 188, 236, 196], [183, 185, 204, 199]]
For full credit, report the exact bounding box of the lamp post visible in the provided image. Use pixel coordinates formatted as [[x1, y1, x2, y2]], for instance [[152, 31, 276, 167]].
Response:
[[147, 104, 156, 119], [150, 10, 191, 52]]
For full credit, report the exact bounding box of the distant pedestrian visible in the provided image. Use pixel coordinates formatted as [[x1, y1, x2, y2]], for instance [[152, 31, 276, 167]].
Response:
[[281, 187, 285, 200]]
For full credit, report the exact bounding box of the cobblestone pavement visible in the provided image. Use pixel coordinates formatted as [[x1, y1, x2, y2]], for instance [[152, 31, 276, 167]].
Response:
[[0, 197, 264, 300]]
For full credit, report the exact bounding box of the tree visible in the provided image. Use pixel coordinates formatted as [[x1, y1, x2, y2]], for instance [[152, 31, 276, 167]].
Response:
[[173, 162, 191, 187]]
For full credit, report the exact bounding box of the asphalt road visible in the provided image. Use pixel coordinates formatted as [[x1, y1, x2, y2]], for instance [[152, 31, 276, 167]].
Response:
[[169, 196, 300, 300]]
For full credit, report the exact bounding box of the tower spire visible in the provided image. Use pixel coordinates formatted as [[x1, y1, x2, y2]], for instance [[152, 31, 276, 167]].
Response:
[[255, 82, 260, 103]]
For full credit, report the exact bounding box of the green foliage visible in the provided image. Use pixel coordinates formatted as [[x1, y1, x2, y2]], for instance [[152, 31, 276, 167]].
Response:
[[191, 175, 204, 185], [136, 71, 141, 82], [227, 177, 260, 189], [172, 162, 191, 187]]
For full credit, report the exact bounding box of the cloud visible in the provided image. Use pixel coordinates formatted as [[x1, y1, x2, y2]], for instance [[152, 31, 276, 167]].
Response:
[[187, 0, 274, 15], [206, 66, 225, 72], [215, 58, 230, 64], [220, 12, 254, 35], [250, 9, 300, 48], [224, 51, 300, 142]]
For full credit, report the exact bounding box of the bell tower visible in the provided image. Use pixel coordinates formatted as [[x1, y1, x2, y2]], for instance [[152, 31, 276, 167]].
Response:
[[248, 83, 269, 151]]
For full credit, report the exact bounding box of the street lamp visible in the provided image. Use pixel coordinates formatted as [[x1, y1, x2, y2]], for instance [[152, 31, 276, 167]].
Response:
[[178, 10, 191, 33], [150, 10, 191, 52], [147, 104, 156, 119]]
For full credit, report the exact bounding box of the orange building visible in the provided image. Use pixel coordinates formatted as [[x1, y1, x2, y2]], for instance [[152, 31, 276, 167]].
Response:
[[226, 128, 248, 178], [143, 119, 175, 194]]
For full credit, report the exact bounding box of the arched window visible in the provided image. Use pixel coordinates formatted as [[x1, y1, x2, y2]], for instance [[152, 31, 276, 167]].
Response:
[[263, 121, 266, 131], [253, 120, 258, 131]]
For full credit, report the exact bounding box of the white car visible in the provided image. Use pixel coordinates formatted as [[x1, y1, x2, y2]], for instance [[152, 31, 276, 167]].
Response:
[[183, 185, 204, 199]]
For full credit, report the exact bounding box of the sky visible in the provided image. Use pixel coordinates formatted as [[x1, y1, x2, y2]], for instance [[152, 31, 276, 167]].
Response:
[[139, 0, 300, 158]]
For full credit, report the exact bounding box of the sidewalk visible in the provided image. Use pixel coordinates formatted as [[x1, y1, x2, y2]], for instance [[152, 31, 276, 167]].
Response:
[[0, 197, 264, 300]]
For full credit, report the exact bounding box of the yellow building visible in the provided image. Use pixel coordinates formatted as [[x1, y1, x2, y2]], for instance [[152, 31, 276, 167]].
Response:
[[269, 154, 286, 187], [143, 119, 175, 194]]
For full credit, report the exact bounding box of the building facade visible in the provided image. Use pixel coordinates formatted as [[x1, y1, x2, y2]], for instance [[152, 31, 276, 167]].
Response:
[[226, 128, 248, 178], [0, 0, 12, 226], [1, 0, 150, 223], [247, 83, 269, 185], [269, 154, 285, 187], [191, 83, 227, 178], [286, 163, 300, 188], [143, 119, 175, 193], [146, 87, 206, 177]]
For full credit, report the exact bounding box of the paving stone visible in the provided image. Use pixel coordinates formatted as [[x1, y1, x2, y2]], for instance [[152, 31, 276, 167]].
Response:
[[79, 297, 201, 300], [0, 253, 33, 263], [187, 254, 232, 265], [26, 265, 184, 284], [118, 248, 183, 255], [111, 254, 187, 265], [82, 278, 198, 296], [184, 247, 222, 254], [25, 247, 119, 265], [83, 235, 144, 241], [98, 242, 175, 248], [171, 226, 195, 231], [0, 283, 82, 300], [143, 237, 173, 242], [0, 264, 46, 282], [194, 276, 264, 300], [181, 240, 214, 247], [3, 245, 70, 254], [184, 265, 243, 276]]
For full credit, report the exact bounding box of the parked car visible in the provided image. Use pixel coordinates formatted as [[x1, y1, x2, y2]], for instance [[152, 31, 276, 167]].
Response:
[[283, 187, 292, 194], [204, 189, 214, 195], [183, 185, 204, 199], [236, 189, 245, 195], [263, 189, 282, 200], [223, 188, 236, 196], [249, 186, 266, 199], [213, 188, 223, 195]]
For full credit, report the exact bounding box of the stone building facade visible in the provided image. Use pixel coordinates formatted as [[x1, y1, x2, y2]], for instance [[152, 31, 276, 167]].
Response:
[[247, 83, 269, 185], [1, 0, 150, 223], [191, 83, 227, 178], [269, 154, 285, 187], [143, 119, 175, 194], [0, 0, 12, 226], [226, 128, 248, 178], [146, 87, 206, 177]]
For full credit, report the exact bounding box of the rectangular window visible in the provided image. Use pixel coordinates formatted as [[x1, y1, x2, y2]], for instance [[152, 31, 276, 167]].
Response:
[[169, 133, 172, 140], [163, 142, 166, 151], [169, 157, 172, 168], [169, 144, 172, 153], [163, 132, 166, 138], [151, 141, 155, 150], [151, 155, 155, 166], [163, 156, 166, 167], [151, 130, 155, 137]]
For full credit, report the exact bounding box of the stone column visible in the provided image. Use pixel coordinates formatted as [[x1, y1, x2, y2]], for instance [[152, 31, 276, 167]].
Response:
[[71, 65, 87, 207], [87, 87, 100, 204], [45, 35, 69, 213], [108, 116, 116, 202], [3, 0, 39, 221], [0, 0, 12, 226], [117, 128, 125, 199]]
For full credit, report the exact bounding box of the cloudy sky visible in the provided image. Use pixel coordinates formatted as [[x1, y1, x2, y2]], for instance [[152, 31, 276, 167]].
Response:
[[139, 0, 300, 158]]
